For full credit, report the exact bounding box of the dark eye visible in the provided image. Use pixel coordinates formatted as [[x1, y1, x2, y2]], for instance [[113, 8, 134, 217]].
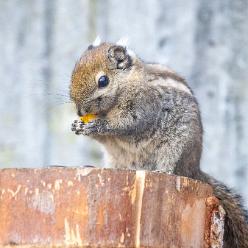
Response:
[[98, 75, 109, 88]]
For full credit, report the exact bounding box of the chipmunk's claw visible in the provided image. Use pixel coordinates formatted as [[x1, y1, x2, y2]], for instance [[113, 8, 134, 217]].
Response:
[[71, 119, 108, 136], [71, 119, 97, 135], [71, 120, 84, 134]]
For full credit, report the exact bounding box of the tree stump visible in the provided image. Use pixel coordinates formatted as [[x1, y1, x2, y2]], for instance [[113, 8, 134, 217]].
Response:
[[0, 167, 225, 247]]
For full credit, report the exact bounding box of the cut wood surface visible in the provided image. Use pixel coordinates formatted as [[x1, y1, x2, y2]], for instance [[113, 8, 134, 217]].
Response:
[[0, 167, 225, 247]]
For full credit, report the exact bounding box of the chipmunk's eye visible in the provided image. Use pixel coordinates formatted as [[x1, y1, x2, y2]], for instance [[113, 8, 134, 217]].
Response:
[[98, 75, 109, 88]]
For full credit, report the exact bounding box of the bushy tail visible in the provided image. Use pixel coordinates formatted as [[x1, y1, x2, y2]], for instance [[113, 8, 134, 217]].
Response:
[[199, 172, 248, 248]]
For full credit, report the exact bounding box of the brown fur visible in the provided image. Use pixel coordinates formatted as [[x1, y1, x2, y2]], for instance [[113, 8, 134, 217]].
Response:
[[70, 42, 248, 247]]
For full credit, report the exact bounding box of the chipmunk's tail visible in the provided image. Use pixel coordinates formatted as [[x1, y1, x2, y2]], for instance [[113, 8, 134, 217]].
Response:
[[199, 172, 248, 248]]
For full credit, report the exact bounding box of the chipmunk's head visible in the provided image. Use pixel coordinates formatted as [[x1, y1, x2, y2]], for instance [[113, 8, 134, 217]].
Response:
[[70, 38, 140, 117]]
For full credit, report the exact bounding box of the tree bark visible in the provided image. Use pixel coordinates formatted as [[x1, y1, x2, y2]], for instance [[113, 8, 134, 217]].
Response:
[[0, 167, 224, 247]]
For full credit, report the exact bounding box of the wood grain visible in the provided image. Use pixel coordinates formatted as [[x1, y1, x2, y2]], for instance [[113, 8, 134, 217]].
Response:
[[0, 168, 224, 247]]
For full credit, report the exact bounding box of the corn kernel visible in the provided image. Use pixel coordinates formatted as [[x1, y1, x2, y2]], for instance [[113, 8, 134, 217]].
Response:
[[80, 113, 97, 124]]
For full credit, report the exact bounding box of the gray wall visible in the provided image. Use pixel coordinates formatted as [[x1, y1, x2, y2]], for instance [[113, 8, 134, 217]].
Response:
[[0, 0, 248, 205]]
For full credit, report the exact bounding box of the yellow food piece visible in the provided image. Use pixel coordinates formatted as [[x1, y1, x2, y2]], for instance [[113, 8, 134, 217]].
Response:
[[80, 113, 97, 124]]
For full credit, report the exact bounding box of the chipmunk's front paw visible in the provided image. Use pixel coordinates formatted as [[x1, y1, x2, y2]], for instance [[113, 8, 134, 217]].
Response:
[[71, 120, 85, 135], [83, 119, 108, 135], [71, 119, 108, 136]]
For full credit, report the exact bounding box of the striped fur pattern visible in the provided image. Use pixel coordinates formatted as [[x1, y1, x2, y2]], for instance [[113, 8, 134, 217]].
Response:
[[70, 42, 248, 247]]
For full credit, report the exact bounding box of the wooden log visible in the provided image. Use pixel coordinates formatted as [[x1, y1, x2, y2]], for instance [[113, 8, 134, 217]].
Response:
[[0, 167, 224, 247]]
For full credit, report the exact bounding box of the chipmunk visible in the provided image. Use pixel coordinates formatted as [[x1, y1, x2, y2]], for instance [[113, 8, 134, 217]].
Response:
[[70, 39, 248, 248]]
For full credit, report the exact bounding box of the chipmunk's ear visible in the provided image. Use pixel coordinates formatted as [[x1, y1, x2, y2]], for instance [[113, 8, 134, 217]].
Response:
[[108, 45, 132, 70], [116, 37, 129, 47], [88, 36, 101, 50]]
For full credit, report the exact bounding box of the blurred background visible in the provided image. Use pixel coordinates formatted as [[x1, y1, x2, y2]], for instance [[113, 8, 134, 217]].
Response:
[[0, 0, 248, 205]]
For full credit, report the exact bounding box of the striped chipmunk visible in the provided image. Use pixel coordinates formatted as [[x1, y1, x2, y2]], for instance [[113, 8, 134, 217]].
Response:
[[70, 37, 248, 248]]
